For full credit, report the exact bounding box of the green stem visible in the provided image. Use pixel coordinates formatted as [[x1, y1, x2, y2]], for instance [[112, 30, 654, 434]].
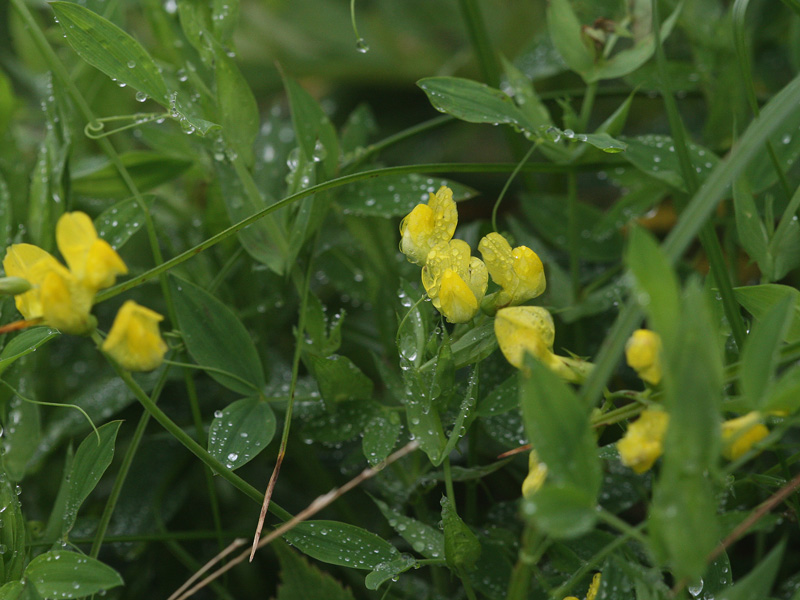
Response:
[[568, 171, 581, 298], [491, 143, 537, 232], [457, 0, 500, 87], [506, 523, 547, 600], [578, 81, 598, 132], [442, 457, 456, 508]]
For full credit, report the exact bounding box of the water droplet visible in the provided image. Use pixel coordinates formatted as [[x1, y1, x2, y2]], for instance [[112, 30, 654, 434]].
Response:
[[355, 38, 370, 53], [135, 91, 148, 103]]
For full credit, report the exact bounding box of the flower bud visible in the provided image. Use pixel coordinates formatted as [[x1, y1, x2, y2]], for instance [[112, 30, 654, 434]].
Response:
[[102, 300, 168, 371], [617, 409, 669, 474], [721, 412, 768, 460], [625, 329, 662, 385]]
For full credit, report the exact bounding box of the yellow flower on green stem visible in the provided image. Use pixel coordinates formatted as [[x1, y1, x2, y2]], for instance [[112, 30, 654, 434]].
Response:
[[2, 212, 128, 334], [563, 573, 601, 600], [494, 306, 592, 382], [102, 300, 168, 371], [399, 186, 458, 265], [721, 411, 768, 460], [625, 329, 662, 386], [478, 232, 545, 310], [421, 240, 488, 323], [617, 409, 669, 474], [521, 450, 547, 498]]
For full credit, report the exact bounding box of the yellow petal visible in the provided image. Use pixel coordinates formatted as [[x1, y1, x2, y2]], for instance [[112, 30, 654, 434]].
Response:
[[586, 573, 602, 600], [56, 212, 98, 280], [511, 245, 546, 302], [479, 232, 516, 290], [84, 239, 128, 290], [438, 269, 479, 323], [102, 300, 168, 371], [721, 412, 769, 460], [40, 270, 94, 334], [494, 306, 556, 369], [522, 450, 547, 498], [479, 233, 545, 305], [617, 410, 669, 474], [625, 329, 662, 385], [3, 244, 62, 319], [399, 186, 457, 265]]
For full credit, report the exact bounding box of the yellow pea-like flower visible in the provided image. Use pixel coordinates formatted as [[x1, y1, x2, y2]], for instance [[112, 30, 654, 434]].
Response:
[[562, 573, 601, 600], [617, 409, 669, 474], [399, 186, 458, 265], [494, 306, 591, 382], [721, 412, 768, 460], [3, 243, 66, 321], [56, 211, 128, 291], [521, 450, 547, 498], [39, 269, 95, 334], [625, 329, 662, 386], [478, 232, 545, 309], [102, 300, 168, 371], [421, 240, 487, 323]]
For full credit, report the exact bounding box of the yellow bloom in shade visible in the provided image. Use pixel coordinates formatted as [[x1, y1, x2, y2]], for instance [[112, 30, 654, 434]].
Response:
[[421, 240, 487, 323], [102, 300, 168, 371], [399, 186, 458, 265], [721, 412, 769, 460], [563, 573, 601, 600], [478, 232, 545, 308], [2, 212, 128, 334], [56, 211, 128, 291], [494, 306, 592, 382], [617, 409, 669, 474], [522, 450, 547, 498], [625, 329, 662, 386]]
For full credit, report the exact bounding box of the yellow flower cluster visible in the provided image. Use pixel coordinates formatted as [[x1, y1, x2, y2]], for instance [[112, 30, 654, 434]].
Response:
[[564, 573, 601, 600], [2, 212, 167, 371]]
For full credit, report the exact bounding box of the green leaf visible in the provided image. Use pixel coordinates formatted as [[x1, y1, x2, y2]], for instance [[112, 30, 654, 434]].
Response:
[[170, 275, 266, 395], [418, 77, 538, 136], [273, 542, 356, 600], [546, 127, 627, 153], [733, 178, 771, 277], [0, 174, 13, 249], [0, 462, 26, 581], [215, 47, 258, 167], [476, 376, 517, 417], [208, 396, 276, 470], [71, 153, 192, 198], [362, 410, 402, 466], [62, 421, 122, 536], [735, 284, 800, 343], [0, 582, 24, 600], [626, 227, 681, 346], [449, 319, 498, 369], [374, 498, 445, 559], [739, 295, 793, 409], [0, 328, 60, 376], [546, 0, 595, 77], [365, 556, 417, 590], [404, 397, 445, 464], [436, 368, 477, 466], [94, 196, 152, 250], [763, 364, 800, 414], [519, 356, 601, 493], [622, 135, 720, 192], [306, 354, 373, 405], [284, 77, 340, 179], [441, 496, 481, 572], [284, 521, 399, 570], [51, 2, 170, 105], [522, 483, 598, 538], [337, 174, 477, 217], [717, 540, 784, 600], [500, 55, 552, 130], [3, 386, 41, 482], [24, 551, 123, 599]]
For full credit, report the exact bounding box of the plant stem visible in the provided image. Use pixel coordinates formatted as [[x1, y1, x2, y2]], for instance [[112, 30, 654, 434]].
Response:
[[506, 523, 547, 600], [457, 0, 500, 87], [579, 81, 598, 132]]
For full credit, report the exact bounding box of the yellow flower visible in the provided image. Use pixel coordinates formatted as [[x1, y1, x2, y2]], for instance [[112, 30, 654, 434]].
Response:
[[2, 212, 127, 334], [102, 300, 168, 371], [721, 412, 769, 460], [494, 306, 591, 382], [617, 409, 669, 474], [563, 573, 601, 600], [522, 450, 547, 498], [399, 186, 458, 265], [625, 329, 662, 386], [478, 232, 545, 309], [421, 240, 487, 323]]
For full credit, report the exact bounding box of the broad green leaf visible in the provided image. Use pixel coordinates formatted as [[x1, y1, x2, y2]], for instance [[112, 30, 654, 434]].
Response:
[[365, 556, 417, 590], [717, 540, 784, 600], [441, 496, 481, 572], [71, 153, 192, 198], [417, 77, 538, 136], [299, 400, 378, 444], [436, 369, 477, 466], [215, 47, 258, 167], [51, 2, 170, 105], [734, 284, 800, 343], [0, 462, 26, 582], [500, 55, 552, 130], [284, 521, 399, 570], [626, 227, 681, 346], [519, 356, 601, 493], [546, 0, 595, 76], [177, 0, 213, 62], [545, 127, 627, 153], [340, 103, 377, 157], [94, 196, 152, 250], [449, 319, 497, 369], [0, 328, 60, 376], [622, 135, 720, 192], [170, 275, 266, 395], [284, 77, 340, 179], [522, 483, 599, 538], [362, 410, 401, 466], [733, 178, 771, 276], [24, 551, 123, 598], [701, 552, 734, 599], [374, 498, 445, 559], [739, 295, 793, 409], [0, 582, 23, 600], [337, 174, 476, 217], [273, 542, 356, 600], [62, 421, 122, 535], [306, 354, 373, 405], [3, 385, 41, 482], [763, 364, 800, 414], [208, 396, 276, 470], [404, 398, 445, 463], [0, 70, 16, 137], [476, 376, 517, 417], [211, 0, 239, 43]]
